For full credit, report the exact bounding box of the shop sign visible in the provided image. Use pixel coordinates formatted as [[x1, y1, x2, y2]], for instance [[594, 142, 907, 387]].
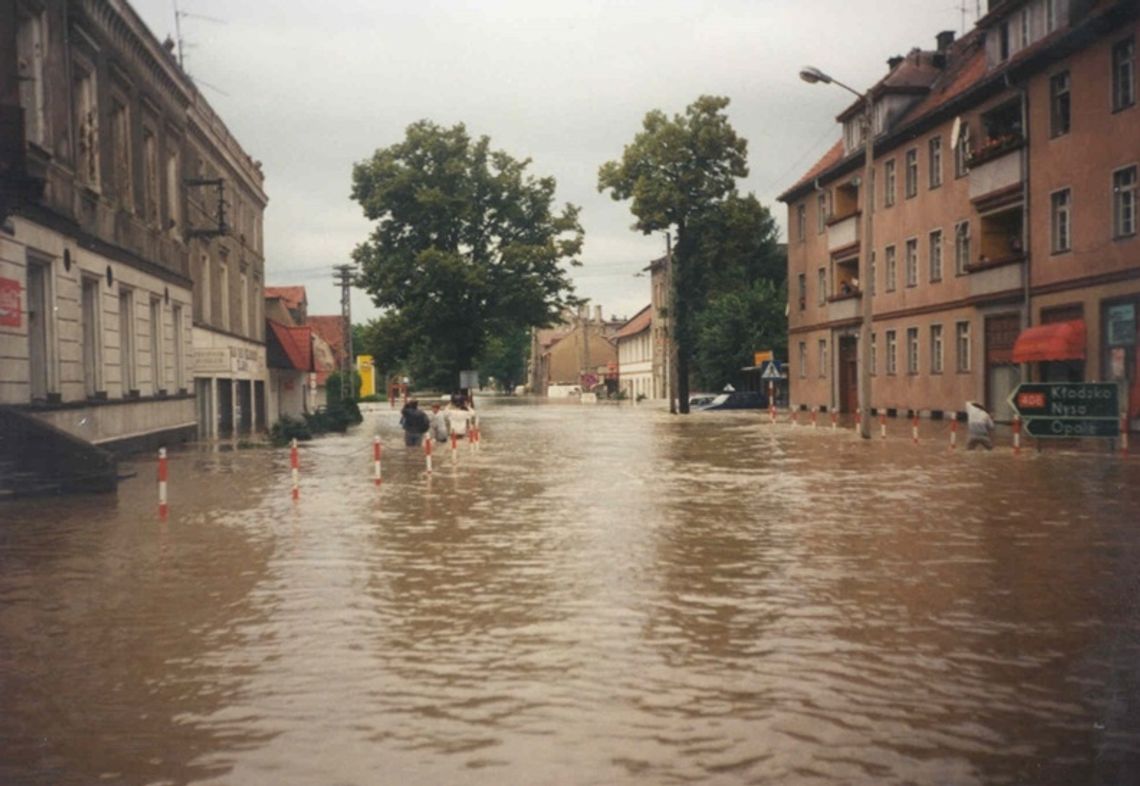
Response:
[[194, 348, 230, 373], [0, 278, 21, 327], [1107, 303, 1136, 346]]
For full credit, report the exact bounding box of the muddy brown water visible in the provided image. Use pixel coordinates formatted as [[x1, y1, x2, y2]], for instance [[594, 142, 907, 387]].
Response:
[[1, 399, 1138, 785]]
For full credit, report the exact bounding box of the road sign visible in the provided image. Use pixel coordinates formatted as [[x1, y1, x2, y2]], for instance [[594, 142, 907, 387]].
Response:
[[1024, 418, 1120, 439], [1007, 382, 1118, 420], [761, 361, 783, 380]]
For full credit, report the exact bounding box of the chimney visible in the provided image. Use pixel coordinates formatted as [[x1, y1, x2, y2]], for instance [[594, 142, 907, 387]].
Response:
[[936, 30, 955, 52], [887, 55, 904, 70]]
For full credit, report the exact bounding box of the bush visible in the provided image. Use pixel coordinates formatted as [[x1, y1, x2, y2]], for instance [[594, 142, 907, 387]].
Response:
[[270, 415, 313, 446]]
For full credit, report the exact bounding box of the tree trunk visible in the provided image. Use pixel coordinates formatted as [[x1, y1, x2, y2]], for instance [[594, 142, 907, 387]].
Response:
[[674, 222, 691, 414]]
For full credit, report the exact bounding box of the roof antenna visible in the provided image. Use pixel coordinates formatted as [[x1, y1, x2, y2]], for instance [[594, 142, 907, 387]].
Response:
[[172, 0, 225, 73]]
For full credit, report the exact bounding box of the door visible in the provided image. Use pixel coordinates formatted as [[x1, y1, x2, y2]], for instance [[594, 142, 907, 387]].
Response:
[[26, 261, 49, 400], [838, 336, 858, 413], [985, 314, 1020, 422], [80, 277, 101, 397]]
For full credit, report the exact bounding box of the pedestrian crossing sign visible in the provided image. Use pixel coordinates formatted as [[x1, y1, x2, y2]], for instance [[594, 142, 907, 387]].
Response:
[[761, 361, 783, 380]]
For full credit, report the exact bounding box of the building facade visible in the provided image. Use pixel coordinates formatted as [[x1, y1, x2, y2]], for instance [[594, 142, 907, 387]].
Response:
[[780, 0, 1138, 425], [0, 0, 267, 451], [615, 304, 653, 400]]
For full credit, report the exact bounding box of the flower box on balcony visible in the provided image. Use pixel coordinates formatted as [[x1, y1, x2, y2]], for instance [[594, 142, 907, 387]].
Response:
[[965, 134, 1025, 169]]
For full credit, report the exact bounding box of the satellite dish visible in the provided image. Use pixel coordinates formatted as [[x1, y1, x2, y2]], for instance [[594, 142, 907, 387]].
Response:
[[950, 116, 962, 146]]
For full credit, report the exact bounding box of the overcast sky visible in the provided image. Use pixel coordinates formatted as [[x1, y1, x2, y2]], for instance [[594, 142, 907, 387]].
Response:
[[130, 0, 969, 322]]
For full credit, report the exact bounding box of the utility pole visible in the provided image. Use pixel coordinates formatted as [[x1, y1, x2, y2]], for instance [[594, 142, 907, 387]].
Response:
[[666, 233, 678, 414], [582, 303, 591, 391], [333, 263, 356, 402]]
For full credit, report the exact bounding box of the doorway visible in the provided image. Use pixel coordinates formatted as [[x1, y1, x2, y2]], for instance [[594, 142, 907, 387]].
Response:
[[26, 259, 51, 401], [985, 313, 1020, 422], [838, 336, 858, 413]]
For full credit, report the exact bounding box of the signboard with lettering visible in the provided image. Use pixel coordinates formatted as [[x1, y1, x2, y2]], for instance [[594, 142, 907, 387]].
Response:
[[0, 277, 21, 327], [1107, 303, 1136, 347], [1008, 382, 1120, 439], [459, 369, 479, 389]]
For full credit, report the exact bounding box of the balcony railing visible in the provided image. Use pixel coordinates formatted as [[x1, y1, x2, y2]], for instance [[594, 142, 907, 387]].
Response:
[[826, 290, 861, 322], [968, 138, 1024, 203], [826, 212, 860, 254], [965, 254, 1025, 300]]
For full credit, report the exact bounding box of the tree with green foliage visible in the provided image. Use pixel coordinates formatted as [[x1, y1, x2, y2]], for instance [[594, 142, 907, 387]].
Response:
[[693, 279, 788, 391], [477, 326, 530, 392], [598, 95, 748, 413], [352, 121, 583, 391]]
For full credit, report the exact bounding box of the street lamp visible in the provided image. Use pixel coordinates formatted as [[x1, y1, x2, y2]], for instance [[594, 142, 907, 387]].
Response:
[[800, 65, 875, 439]]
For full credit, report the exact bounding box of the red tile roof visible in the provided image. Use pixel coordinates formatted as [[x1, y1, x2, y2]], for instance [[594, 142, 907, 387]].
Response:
[[265, 286, 307, 312], [780, 139, 846, 201], [307, 315, 348, 368], [266, 320, 313, 371], [614, 304, 652, 339]]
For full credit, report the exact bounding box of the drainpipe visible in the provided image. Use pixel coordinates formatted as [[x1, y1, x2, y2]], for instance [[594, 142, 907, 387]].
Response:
[[1017, 79, 1032, 384]]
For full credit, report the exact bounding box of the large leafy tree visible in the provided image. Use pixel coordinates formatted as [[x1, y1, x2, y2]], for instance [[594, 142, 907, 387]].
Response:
[[598, 95, 748, 413], [352, 121, 583, 389]]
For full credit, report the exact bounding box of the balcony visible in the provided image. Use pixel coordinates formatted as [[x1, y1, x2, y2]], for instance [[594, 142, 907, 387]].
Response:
[[826, 290, 862, 322], [827, 211, 860, 254], [966, 254, 1025, 301], [968, 135, 1024, 206]]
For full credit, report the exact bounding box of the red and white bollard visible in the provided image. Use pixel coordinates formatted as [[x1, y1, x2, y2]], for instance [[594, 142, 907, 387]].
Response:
[[949, 413, 958, 450], [291, 438, 300, 500], [450, 429, 459, 463], [854, 409, 861, 432], [831, 408, 837, 430], [768, 381, 776, 424], [791, 406, 797, 427], [912, 412, 919, 444], [811, 407, 818, 429], [1013, 415, 1022, 455], [1121, 414, 1129, 456], [424, 436, 434, 474], [880, 410, 887, 440], [373, 436, 382, 486], [157, 447, 169, 519], [473, 416, 481, 450]]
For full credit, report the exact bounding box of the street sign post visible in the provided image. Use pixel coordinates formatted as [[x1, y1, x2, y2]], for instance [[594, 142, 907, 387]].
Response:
[[761, 361, 783, 380], [1008, 382, 1120, 439]]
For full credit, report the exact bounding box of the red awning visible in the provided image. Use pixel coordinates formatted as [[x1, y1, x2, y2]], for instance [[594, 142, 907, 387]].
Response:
[[1011, 319, 1086, 363]]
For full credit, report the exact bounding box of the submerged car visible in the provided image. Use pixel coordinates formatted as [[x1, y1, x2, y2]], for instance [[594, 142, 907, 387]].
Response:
[[694, 390, 768, 411]]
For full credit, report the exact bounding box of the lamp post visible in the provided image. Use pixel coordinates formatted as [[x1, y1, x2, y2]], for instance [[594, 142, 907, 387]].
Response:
[[800, 66, 875, 439]]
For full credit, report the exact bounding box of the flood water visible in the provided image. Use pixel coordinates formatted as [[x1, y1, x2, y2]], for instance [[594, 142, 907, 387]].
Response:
[[1, 399, 1139, 785]]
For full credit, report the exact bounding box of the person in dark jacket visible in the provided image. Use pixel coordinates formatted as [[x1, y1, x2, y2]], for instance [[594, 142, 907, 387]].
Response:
[[400, 399, 430, 446]]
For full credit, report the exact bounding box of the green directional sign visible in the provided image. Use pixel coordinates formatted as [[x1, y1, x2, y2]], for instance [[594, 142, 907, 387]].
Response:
[[1024, 417, 1120, 439], [1008, 382, 1119, 420]]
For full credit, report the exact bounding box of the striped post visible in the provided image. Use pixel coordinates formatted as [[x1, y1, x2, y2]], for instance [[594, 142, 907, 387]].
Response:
[[425, 436, 433, 474], [768, 381, 775, 424], [854, 409, 861, 432], [1121, 414, 1129, 456], [950, 413, 958, 450], [291, 438, 300, 500], [157, 447, 168, 519], [791, 406, 797, 426], [373, 436, 382, 486], [831, 408, 837, 431], [912, 411, 919, 444], [1013, 415, 1021, 455], [880, 410, 887, 440], [811, 407, 818, 429]]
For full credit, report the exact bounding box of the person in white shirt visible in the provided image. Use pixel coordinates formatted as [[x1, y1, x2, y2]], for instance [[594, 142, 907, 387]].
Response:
[[965, 401, 995, 450]]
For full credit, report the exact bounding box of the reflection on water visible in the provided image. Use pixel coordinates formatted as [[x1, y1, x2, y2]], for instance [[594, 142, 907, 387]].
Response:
[[1, 400, 1138, 785]]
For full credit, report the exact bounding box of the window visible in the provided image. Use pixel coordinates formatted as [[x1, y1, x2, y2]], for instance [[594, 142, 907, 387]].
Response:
[[884, 159, 896, 206], [905, 238, 918, 287], [929, 136, 942, 189], [1018, 8, 1030, 50], [798, 341, 807, 378], [955, 221, 971, 275], [870, 332, 877, 376], [143, 128, 160, 227], [884, 245, 897, 292], [16, 8, 47, 147], [1115, 166, 1137, 237], [869, 251, 876, 296], [930, 324, 944, 374], [906, 327, 919, 375], [929, 229, 943, 282], [905, 149, 918, 198], [885, 330, 897, 375], [240, 272, 249, 335], [166, 149, 181, 234], [172, 304, 184, 392], [1051, 189, 1072, 253], [219, 260, 230, 330], [1050, 71, 1071, 137], [1114, 37, 1136, 111], [81, 276, 102, 397], [817, 192, 829, 233], [956, 321, 971, 372], [1046, 0, 1057, 32], [119, 289, 135, 393], [818, 339, 828, 378], [111, 100, 133, 210], [797, 204, 806, 241], [150, 297, 164, 394], [818, 267, 826, 305], [74, 66, 99, 189], [199, 254, 211, 322], [955, 124, 971, 178], [797, 273, 806, 310]]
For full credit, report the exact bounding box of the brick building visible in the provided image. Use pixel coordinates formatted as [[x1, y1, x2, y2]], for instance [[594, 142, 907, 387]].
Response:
[[779, 0, 1138, 425]]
